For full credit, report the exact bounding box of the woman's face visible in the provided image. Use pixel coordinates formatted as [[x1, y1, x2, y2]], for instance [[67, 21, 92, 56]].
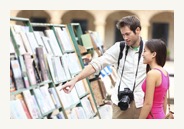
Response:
[[142, 46, 154, 64]]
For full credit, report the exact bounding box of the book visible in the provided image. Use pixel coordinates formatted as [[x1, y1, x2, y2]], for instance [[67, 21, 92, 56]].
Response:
[[81, 34, 93, 49], [44, 29, 62, 56], [33, 88, 50, 114], [75, 80, 87, 97], [39, 85, 56, 111], [67, 108, 78, 119], [74, 107, 87, 119], [23, 53, 37, 85], [36, 47, 49, 81], [80, 97, 95, 118], [60, 55, 71, 80], [51, 56, 59, 83], [19, 31, 33, 55], [48, 87, 61, 108], [15, 94, 32, 119], [18, 55, 30, 88], [25, 32, 39, 54], [54, 27, 74, 52], [13, 33, 27, 55], [10, 68, 16, 92], [64, 53, 82, 76], [78, 44, 87, 54], [10, 99, 28, 119], [88, 31, 104, 55], [10, 37, 16, 54], [90, 79, 106, 106], [56, 85, 69, 108], [41, 36, 54, 55], [33, 31, 47, 54], [53, 56, 67, 82], [46, 55, 57, 83], [32, 57, 42, 83], [10, 59, 25, 90], [22, 90, 42, 119], [56, 111, 65, 119], [12, 24, 29, 33]]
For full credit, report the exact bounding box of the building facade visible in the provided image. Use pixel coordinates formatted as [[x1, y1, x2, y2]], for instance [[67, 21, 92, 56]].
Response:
[[10, 10, 174, 60]]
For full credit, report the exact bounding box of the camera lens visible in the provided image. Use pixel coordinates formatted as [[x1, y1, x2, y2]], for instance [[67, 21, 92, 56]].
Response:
[[118, 95, 130, 110]]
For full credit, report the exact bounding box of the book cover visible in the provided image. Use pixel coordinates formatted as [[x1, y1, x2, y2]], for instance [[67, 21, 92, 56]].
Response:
[[22, 90, 41, 119], [53, 57, 67, 82], [33, 88, 50, 114], [46, 55, 57, 83], [13, 33, 27, 55], [10, 68, 16, 92], [60, 55, 71, 80], [18, 55, 30, 88], [10, 99, 28, 119], [75, 80, 87, 97], [54, 27, 74, 52], [10, 37, 16, 54], [10, 59, 25, 90], [32, 59, 42, 83], [44, 29, 62, 56], [36, 47, 49, 81], [15, 94, 32, 119], [23, 53, 37, 85], [41, 36, 53, 55], [19, 31, 33, 55], [25, 32, 39, 54], [33, 31, 47, 54], [39, 85, 55, 111], [81, 34, 93, 49]]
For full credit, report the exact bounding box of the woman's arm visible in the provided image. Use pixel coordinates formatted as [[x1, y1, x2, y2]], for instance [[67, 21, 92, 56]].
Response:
[[139, 70, 157, 119]]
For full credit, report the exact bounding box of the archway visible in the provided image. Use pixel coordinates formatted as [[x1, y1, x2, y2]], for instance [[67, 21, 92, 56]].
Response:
[[149, 12, 174, 60], [105, 11, 136, 49], [62, 10, 95, 34]]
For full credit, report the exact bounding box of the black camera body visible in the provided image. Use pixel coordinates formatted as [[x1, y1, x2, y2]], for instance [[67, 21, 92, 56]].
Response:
[[118, 88, 134, 110]]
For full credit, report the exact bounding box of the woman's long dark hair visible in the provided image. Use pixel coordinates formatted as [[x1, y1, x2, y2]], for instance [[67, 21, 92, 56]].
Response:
[[145, 39, 167, 73]]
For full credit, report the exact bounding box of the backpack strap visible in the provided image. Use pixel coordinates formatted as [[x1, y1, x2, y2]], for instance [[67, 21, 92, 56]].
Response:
[[117, 41, 125, 70]]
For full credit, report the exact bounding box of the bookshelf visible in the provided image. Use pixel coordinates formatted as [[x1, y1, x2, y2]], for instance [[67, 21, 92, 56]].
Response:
[[30, 22, 101, 119], [10, 17, 101, 119], [10, 17, 65, 119], [67, 23, 106, 113], [67, 23, 116, 107]]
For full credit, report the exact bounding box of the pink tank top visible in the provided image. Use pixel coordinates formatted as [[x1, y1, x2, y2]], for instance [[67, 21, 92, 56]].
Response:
[[142, 68, 170, 119]]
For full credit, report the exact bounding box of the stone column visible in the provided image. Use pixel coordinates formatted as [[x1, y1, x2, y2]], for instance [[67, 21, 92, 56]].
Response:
[[94, 19, 106, 43], [48, 11, 63, 24], [141, 23, 150, 40], [137, 12, 151, 40]]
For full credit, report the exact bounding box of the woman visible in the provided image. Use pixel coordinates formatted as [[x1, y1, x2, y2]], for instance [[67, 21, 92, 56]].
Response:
[[139, 39, 169, 119]]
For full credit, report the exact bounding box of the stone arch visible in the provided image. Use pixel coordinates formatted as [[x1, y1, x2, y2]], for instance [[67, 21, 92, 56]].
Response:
[[105, 11, 136, 49], [62, 10, 95, 33], [16, 10, 51, 24], [149, 11, 174, 60]]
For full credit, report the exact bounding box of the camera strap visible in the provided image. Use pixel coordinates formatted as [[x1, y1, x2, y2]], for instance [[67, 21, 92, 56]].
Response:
[[118, 38, 143, 94]]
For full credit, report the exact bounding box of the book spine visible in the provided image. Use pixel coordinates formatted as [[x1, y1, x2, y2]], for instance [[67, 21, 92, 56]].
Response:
[[10, 59, 25, 90], [36, 47, 49, 81], [23, 54, 37, 85], [18, 55, 30, 88]]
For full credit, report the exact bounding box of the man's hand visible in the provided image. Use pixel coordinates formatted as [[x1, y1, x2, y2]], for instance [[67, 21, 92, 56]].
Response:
[[60, 79, 77, 93]]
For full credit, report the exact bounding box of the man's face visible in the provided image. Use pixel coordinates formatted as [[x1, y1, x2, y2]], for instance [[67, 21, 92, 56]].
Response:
[[120, 26, 140, 47]]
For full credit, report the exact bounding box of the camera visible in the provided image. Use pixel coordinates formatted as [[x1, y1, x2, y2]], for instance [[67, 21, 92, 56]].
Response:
[[118, 88, 134, 110]]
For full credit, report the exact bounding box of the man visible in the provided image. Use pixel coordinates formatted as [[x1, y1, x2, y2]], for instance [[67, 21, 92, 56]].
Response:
[[61, 15, 146, 119]]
